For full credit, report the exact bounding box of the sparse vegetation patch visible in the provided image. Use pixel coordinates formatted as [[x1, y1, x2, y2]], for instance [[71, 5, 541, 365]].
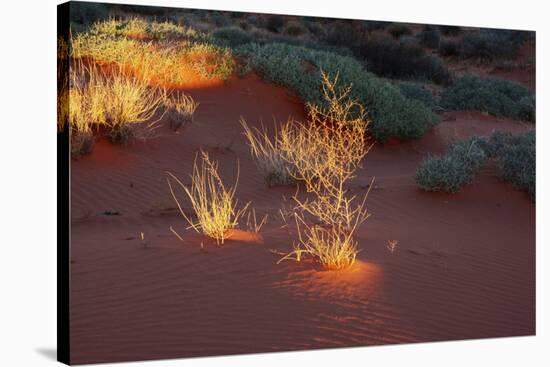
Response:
[[441, 75, 535, 121]]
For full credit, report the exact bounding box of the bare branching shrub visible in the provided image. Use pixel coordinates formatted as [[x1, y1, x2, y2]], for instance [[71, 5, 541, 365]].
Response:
[[277, 71, 372, 270], [280, 71, 371, 228], [164, 91, 199, 130], [166, 151, 250, 245], [240, 118, 297, 186]]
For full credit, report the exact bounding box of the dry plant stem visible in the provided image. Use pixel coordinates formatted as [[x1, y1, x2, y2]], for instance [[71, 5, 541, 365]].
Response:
[[246, 208, 268, 233], [166, 151, 250, 245]]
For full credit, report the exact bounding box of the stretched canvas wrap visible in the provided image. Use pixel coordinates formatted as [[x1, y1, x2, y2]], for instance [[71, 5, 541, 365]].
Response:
[[58, 1, 536, 365]]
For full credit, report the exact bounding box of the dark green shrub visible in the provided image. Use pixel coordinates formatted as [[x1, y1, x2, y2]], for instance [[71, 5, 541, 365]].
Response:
[[304, 20, 324, 37], [353, 36, 452, 85], [363, 20, 391, 31], [439, 25, 462, 36], [396, 81, 438, 109], [441, 75, 534, 120], [210, 12, 231, 27], [416, 138, 486, 192], [237, 43, 439, 141], [388, 23, 413, 38], [417, 25, 441, 49], [517, 95, 536, 122], [417, 131, 536, 199], [495, 131, 535, 199], [265, 15, 285, 33], [462, 29, 528, 61], [322, 20, 367, 49], [439, 40, 461, 56], [416, 156, 471, 193], [70, 2, 109, 26], [213, 27, 254, 48], [283, 20, 308, 36], [399, 35, 419, 48]]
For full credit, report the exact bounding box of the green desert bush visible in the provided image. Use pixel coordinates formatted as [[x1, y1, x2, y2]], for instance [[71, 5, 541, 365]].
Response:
[[462, 29, 527, 61], [396, 81, 438, 110], [319, 23, 451, 85], [417, 131, 535, 199], [237, 42, 439, 141], [363, 20, 391, 31], [322, 20, 368, 49], [387, 23, 413, 39], [353, 36, 452, 85], [212, 26, 255, 48], [441, 75, 534, 120], [517, 95, 536, 122], [210, 12, 232, 27], [439, 39, 461, 56], [265, 14, 285, 33], [479, 131, 535, 199], [495, 131, 535, 199], [417, 25, 441, 49], [439, 25, 462, 36], [283, 20, 308, 36], [416, 138, 486, 192], [70, 1, 109, 26]]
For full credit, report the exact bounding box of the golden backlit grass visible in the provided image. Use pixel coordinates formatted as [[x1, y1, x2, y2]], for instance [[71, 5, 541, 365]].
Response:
[[278, 215, 362, 270], [164, 91, 200, 129], [166, 151, 250, 245], [240, 118, 297, 186], [71, 18, 235, 87], [70, 63, 165, 127], [58, 36, 70, 132], [269, 71, 372, 270]]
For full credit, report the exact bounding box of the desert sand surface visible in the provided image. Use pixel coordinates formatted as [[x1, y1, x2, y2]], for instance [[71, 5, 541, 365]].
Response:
[[70, 74, 535, 364]]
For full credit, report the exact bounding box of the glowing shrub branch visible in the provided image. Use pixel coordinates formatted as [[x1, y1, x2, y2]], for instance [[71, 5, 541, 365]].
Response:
[[277, 71, 372, 270]]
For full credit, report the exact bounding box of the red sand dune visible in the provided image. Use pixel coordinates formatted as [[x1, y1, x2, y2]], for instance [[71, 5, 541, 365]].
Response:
[[70, 74, 535, 364]]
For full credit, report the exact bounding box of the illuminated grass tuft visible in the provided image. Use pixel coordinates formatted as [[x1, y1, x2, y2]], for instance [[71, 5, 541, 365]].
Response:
[[166, 151, 250, 245], [240, 118, 297, 186], [164, 91, 199, 130], [67, 62, 165, 154]]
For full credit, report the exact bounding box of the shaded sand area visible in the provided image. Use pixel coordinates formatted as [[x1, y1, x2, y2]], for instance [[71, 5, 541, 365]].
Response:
[[70, 74, 535, 364]]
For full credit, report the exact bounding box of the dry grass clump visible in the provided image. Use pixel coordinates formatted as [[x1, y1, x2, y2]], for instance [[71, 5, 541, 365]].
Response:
[[166, 151, 250, 245], [67, 62, 165, 154], [240, 118, 297, 186], [57, 36, 70, 133], [71, 18, 235, 87], [164, 91, 199, 130], [89, 18, 203, 41]]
